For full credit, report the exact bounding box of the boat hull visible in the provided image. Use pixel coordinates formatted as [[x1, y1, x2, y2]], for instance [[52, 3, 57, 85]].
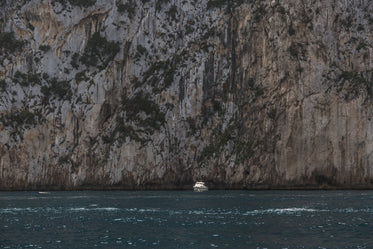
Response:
[[193, 186, 208, 192]]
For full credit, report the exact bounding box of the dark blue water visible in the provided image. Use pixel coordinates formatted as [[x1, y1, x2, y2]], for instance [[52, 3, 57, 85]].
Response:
[[1, 191, 373, 248]]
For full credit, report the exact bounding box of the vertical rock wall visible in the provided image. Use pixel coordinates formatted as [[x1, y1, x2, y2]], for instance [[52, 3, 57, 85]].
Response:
[[0, 0, 373, 189]]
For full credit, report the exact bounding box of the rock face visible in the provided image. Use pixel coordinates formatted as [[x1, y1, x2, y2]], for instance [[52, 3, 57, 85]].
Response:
[[1, 0, 373, 190]]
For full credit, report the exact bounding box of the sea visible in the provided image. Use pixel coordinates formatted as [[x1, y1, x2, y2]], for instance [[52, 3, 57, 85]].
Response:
[[1, 190, 373, 249]]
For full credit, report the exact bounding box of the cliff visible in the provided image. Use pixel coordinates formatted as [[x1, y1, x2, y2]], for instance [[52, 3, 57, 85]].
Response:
[[1, 0, 373, 190]]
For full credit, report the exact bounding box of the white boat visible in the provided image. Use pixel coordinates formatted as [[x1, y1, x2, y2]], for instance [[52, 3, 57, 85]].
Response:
[[193, 181, 208, 192]]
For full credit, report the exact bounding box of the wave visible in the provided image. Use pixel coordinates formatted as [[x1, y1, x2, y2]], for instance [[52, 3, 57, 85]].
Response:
[[243, 207, 319, 215], [242, 207, 373, 216], [2, 206, 373, 216], [0, 207, 119, 214], [68, 207, 119, 212]]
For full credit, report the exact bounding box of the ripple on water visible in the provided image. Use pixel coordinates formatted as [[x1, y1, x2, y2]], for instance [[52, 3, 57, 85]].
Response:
[[2, 191, 373, 249]]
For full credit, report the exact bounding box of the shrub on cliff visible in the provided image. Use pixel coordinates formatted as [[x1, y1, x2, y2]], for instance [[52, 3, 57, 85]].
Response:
[[56, 0, 96, 7], [0, 80, 6, 92], [13, 71, 41, 87], [0, 32, 24, 55], [122, 91, 165, 130], [0, 109, 44, 140], [41, 77, 72, 103], [156, 0, 170, 11], [68, 0, 96, 7], [80, 32, 120, 70], [117, 1, 136, 19], [207, 0, 227, 9]]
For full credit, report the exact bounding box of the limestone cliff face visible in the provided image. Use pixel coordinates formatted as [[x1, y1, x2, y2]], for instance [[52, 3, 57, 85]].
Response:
[[1, 0, 373, 189]]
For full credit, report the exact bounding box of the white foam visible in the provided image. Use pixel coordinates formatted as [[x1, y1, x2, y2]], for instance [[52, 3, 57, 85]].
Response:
[[244, 207, 319, 216], [69, 208, 87, 211], [138, 208, 159, 212], [0, 207, 40, 214], [68, 207, 119, 212], [93, 207, 119, 211]]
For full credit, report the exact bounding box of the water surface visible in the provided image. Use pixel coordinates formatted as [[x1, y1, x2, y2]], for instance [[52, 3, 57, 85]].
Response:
[[1, 190, 373, 248]]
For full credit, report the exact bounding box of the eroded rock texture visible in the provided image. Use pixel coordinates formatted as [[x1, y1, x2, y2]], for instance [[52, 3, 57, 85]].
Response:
[[1, 0, 373, 189]]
